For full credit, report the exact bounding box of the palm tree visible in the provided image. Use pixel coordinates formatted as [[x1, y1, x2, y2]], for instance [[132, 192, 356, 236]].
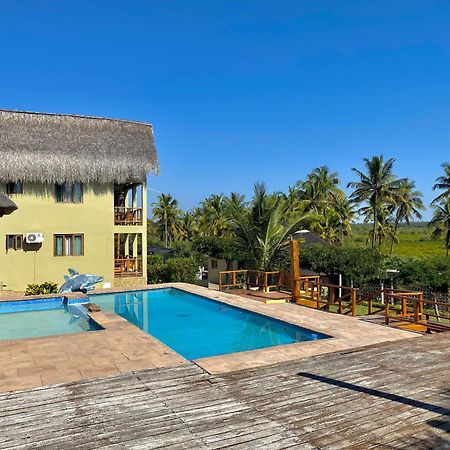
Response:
[[370, 207, 396, 252], [329, 195, 357, 243], [226, 183, 314, 270], [348, 155, 405, 250], [174, 211, 197, 241], [151, 193, 180, 247], [296, 166, 342, 213], [226, 192, 246, 214], [429, 199, 450, 257], [389, 179, 424, 255], [310, 208, 342, 245], [432, 162, 450, 205], [196, 194, 229, 237]]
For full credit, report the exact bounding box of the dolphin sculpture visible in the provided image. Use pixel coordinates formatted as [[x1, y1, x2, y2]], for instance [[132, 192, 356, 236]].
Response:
[[59, 268, 104, 293]]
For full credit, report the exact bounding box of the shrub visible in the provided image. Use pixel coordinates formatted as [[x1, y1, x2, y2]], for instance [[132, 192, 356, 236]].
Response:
[[25, 281, 58, 296], [147, 256, 197, 284]]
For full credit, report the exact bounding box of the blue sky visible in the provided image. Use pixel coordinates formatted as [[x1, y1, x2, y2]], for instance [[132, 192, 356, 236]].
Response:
[[1, 1, 450, 219]]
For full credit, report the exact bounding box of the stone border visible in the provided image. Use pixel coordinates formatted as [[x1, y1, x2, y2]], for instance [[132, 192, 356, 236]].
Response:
[[0, 283, 420, 376]]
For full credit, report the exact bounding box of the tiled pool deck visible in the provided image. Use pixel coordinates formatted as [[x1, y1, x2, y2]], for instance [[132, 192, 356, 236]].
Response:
[[0, 283, 418, 392]]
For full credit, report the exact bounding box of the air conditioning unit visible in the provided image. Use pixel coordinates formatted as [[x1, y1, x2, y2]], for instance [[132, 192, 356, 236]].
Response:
[[25, 233, 44, 244]]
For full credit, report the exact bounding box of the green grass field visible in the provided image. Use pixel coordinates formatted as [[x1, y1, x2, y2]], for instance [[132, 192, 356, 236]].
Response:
[[344, 223, 447, 258]]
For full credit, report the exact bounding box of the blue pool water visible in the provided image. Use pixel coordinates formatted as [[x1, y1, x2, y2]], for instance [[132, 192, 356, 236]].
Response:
[[0, 298, 102, 340], [89, 288, 329, 360]]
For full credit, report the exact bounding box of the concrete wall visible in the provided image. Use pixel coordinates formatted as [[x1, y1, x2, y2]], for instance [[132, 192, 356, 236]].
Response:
[[207, 258, 239, 285], [0, 181, 147, 291]]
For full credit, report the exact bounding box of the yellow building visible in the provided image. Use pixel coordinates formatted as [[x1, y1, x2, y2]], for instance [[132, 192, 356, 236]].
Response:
[[0, 110, 159, 292]]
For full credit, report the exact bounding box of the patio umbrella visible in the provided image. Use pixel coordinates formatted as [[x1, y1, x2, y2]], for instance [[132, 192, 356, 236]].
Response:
[[0, 194, 18, 217]]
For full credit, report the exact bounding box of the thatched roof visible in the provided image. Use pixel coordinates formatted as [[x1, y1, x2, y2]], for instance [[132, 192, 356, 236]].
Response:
[[0, 194, 18, 217], [292, 230, 330, 246], [0, 110, 159, 184]]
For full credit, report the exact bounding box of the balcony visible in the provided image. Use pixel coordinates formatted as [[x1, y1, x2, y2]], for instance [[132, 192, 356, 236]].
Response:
[[114, 207, 143, 226], [114, 257, 143, 278]]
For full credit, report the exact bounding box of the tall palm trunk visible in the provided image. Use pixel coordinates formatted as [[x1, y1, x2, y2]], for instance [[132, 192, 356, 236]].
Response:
[[164, 213, 168, 247], [371, 201, 377, 251], [390, 218, 400, 256]]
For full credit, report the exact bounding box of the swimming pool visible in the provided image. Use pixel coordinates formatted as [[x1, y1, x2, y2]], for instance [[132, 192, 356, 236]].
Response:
[[89, 288, 329, 360], [0, 298, 102, 340]]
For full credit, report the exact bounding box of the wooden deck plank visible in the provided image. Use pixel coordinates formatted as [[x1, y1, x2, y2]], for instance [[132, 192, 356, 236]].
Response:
[[0, 333, 449, 449]]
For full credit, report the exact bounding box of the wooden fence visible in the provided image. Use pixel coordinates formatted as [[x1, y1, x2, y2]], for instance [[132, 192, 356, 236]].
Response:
[[218, 270, 281, 292], [217, 268, 450, 331]]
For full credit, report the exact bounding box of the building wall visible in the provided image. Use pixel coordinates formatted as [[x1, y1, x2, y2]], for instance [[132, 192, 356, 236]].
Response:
[[207, 258, 239, 286], [0, 181, 147, 291]]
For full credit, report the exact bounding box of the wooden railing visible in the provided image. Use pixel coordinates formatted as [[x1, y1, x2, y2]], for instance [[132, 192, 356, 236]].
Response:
[[218, 270, 282, 292], [114, 207, 143, 226], [218, 268, 450, 331], [383, 290, 450, 331], [279, 270, 320, 292], [296, 278, 359, 317], [114, 257, 143, 277]]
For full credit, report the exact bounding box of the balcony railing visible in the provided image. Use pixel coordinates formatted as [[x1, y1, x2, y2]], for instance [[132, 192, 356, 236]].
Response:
[[114, 207, 143, 226], [114, 257, 143, 278]]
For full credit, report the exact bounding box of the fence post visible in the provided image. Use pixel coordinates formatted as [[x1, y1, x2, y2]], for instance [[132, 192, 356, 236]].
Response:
[[351, 289, 357, 317], [385, 300, 390, 325], [232, 272, 236, 288], [219, 272, 222, 291], [368, 297, 373, 315], [414, 298, 419, 324], [401, 294, 407, 316], [316, 283, 320, 310], [448, 301, 450, 325], [290, 239, 301, 303]]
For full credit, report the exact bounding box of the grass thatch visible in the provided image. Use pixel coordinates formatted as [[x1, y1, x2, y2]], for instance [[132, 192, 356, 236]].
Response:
[[0, 110, 159, 183]]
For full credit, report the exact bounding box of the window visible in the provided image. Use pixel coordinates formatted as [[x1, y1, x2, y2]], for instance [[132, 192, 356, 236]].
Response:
[[55, 182, 83, 203], [54, 234, 84, 256], [6, 181, 23, 194], [211, 258, 218, 269], [6, 234, 23, 251]]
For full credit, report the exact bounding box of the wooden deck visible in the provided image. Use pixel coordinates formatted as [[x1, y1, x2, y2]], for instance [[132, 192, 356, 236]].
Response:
[[1, 333, 449, 449], [228, 288, 291, 303]]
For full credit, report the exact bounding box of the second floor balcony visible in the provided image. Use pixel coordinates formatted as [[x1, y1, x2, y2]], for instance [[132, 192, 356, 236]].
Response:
[[114, 207, 143, 226], [114, 256, 143, 277]]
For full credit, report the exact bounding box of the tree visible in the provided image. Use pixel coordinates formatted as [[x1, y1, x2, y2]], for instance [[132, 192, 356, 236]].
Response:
[[312, 195, 356, 245], [151, 193, 180, 247], [226, 183, 315, 271], [372, 207, 396, 252], [332, 194, 357, 241], [147, 255, 197, 284], [196, 194, 230, 237], [192, 236, 242, 270], [296, 166, 342, 213], [429, 199, 450, 257], [173, 211, 197, 241], [300, 244, 385, 289], [389, 179, 424, 255], [348, 155, 405, 250], [432, 162, 450, 205]]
